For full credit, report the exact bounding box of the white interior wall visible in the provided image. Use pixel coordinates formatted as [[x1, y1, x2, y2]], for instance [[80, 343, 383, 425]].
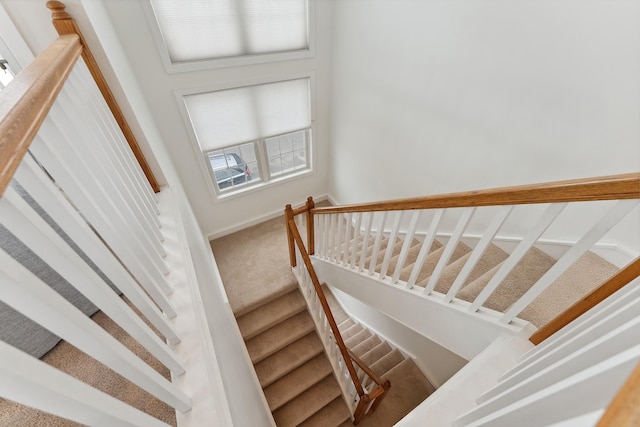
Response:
[[328, 0, 640, 252], [100, 0, 334, 239]]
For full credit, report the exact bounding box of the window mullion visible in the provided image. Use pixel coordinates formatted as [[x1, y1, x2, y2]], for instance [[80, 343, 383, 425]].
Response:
[[255, 139, 270, 183]]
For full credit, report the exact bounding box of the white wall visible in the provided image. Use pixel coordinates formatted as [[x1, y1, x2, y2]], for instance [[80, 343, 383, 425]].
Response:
[[328, 0, 640, 250], [100, 0, 334, 239]]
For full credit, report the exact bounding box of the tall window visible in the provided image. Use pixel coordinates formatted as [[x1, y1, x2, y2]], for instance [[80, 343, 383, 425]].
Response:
[[148, 0, 309, 66], [184, 77, 312, 196]]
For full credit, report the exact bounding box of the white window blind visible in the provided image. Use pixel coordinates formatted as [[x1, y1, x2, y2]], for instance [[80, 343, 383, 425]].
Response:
[[184, 78, 311, 151], [149, 0, 308, 63]]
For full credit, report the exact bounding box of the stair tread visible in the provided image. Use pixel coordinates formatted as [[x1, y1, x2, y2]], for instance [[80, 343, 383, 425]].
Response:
[[375, 240, 406, 273], [341, 323, 364, 341], [351, 335, 382, 357], [520, 250, 619, 328], [299, 396, 352, 427], [397, 239, 444, 282], [370, 348, 406, 378], [237, 289, 306, 340], [415, 241, 472, 288], [435, 243, 509, 295], [255, 332, 324, 388], [272, 375, 343, 427], [345, 328, 372, 348], [457, 247, 556, 312], [264, 354, 333, 411], [402, 245, 445, 284], [247, 310, 315, 364], [338, 318, 356, 333], [360, 342, 393, 367], [384, 239, 423, 279]]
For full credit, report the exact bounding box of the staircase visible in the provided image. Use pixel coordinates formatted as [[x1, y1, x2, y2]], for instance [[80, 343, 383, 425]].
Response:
[[357, 235, 618, 329]]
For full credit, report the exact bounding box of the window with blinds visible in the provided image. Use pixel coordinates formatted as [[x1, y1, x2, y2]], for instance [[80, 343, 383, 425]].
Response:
[[183, 77, 313, 196], [148, 0, 309, 68]]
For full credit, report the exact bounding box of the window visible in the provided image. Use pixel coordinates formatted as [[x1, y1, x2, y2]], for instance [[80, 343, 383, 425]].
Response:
[[183, 77, 312, 196], [0, 55, 14, 90], [147, 0, 310, 70]]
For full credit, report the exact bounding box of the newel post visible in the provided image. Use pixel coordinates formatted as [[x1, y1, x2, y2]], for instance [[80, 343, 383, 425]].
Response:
[[285, 204, 296, 267], [306, 196, 315, 255]]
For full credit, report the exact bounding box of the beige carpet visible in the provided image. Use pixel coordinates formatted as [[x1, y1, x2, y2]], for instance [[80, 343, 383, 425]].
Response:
[[211, 215, 298, 316], [0, 298, 176, 426]]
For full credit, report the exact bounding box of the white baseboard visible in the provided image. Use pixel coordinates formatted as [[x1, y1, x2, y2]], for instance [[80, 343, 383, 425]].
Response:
[[207, 194, 330, 241]]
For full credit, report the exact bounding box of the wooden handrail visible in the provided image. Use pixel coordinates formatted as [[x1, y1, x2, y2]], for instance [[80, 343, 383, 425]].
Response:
[[530, 257, 640, 345], [596, 362, 640, 426], [286, 215, 365, 397], [0, 34, 82, 197], [311, 173, 640, 214], [46, 1, 161, 193]]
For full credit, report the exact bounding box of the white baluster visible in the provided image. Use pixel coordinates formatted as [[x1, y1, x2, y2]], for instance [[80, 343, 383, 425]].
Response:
[[14, 156, 179, 344], [334, 213, 344, 262], [350, 212, 363, 268], [0, 253, 190, 412], [500, 200, 639, 324], [342, 213, 352, 265], [444, 206, 513, 303], [468, 203, 567, 313], [406, 209, 444, 288], [28, 139, 175, 313], [0, 340, 171, 427], [379, 211, 403, 279], [0, 189, 184, 376], [423, 208, 475, 295], [368, 212, 388, 276], [391, 210, 422, 284], [358, 212, 374, 272]]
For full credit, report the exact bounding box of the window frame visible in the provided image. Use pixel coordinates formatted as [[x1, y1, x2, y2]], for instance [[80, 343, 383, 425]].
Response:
[[176, 73, 316, 202], [141, 0, 315, 74]]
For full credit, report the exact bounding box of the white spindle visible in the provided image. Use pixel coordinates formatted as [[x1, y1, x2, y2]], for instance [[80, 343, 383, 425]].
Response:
[[314, 214, 320, 254], [468, 203, 568, 313], [368, 211, 388, 276], [358, 212, 374, 272], [322, 214, 330, 258], [342, 213, 353, 265], [329, 214, 338, 261], [379, 211, 403, 279], [444, 206, 513, 303], [28, 139, 175, 314], [0, 253, 190, 412], [423, 208, 475, 295], [406, 209, 444, 288], [0, 188, 185, 376], [14, 156, 180, 345], [0, 339, 171, 427], [500, 200, 639, 323], [350, 212, 363, 268], [47, 93, 167, 270], [73, 65, 160, 218], [334, 213, 344, 262], [391, 210, 422, 284]]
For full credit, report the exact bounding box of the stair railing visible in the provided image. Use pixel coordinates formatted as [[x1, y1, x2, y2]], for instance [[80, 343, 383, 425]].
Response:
[[0, 6, 195, 425], [285, 201, 391, 424]]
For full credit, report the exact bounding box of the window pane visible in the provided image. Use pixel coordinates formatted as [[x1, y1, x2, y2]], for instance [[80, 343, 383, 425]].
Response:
[[266, 129, 309, 178], [207, 142, 259, 192], [292, 130, 305, 150], [266, 137, 280, 157], [293, 148, 306, 169], [279, 133, 293, 153]]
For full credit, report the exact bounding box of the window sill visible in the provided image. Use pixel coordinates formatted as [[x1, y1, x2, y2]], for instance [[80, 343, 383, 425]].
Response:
[[214, 168, 314, 203]]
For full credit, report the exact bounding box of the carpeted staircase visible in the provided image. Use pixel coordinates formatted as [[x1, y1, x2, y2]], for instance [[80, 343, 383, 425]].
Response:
[[348, 234, 618, 328], [213, 213, 620, 426]]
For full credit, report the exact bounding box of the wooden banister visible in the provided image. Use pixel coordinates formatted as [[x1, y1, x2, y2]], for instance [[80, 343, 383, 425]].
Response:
[[596, 362, 640, 426], [0, 34, 82, 197], [46, 1, 161, 193], [311, 173, 640, 214], [286, 217, 365, 397], [530, 257, 640, 345]]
